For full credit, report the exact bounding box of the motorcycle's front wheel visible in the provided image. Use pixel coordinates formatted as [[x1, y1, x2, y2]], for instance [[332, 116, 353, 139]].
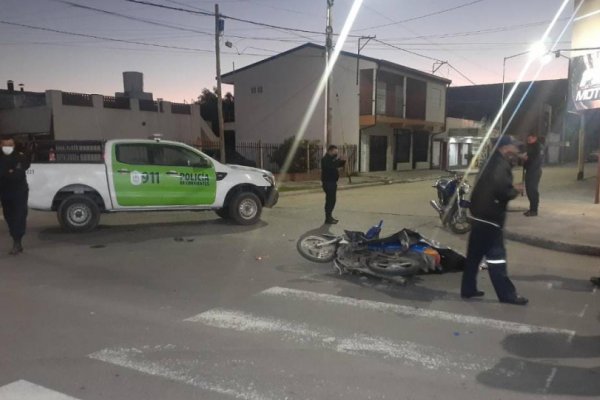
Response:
[[450, 210, 472, 234], [366, 252, 425, 277], [297, 234, 338, 263]]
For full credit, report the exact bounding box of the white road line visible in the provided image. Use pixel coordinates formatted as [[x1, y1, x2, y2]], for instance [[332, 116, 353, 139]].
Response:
[[89, 345, 275, 400], [259, 287, 575, 336], [187, 309, 492, 373], [578, 303, 589, 318], [544, 367, 558, 394], [0, 380, 80, 400]]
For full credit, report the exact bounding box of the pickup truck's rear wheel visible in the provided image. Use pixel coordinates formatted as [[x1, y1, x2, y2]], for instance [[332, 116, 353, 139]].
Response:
[[230, 192, 262, 225], [58, 194, 100, 233]]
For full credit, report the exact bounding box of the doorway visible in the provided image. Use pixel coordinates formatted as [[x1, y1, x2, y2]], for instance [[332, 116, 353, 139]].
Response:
[[369, 135, 388, 172]]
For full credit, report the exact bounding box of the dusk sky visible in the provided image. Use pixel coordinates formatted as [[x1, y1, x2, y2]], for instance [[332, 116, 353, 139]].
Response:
[[1, 0, 575, 102]]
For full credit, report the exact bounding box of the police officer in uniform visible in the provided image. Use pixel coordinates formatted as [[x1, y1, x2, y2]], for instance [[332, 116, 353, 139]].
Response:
[[321, 145, 346, 224], [0, 137, 31, 255], [461, 136, 528, 305], [523, 133, 543, 217]]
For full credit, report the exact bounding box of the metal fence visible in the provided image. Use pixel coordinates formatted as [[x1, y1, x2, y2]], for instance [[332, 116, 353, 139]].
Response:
[[171, 103, 191, 115], [62, 92, 93, 107], [103, 96, 130, 110], [192, 140, 357, 175]]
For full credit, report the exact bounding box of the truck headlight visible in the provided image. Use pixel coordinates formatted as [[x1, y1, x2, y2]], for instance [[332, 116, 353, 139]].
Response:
[[263, 174, 275, 186]]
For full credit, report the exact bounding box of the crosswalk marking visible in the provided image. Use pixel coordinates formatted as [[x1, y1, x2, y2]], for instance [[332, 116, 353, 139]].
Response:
[[0, 380, 80, 400], [186, 308, 492, 373], [259, 286, 575, 336], [89, 345, 275, 400]]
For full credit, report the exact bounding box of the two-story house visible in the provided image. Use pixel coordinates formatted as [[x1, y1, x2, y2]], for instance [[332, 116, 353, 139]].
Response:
[[222, 43, 450, 172]]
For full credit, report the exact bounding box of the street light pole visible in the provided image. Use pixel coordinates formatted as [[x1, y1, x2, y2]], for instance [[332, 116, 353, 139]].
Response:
[[215, 4, 226, 163], [499, 51, 529, 134], [500, 56, 507, 133], [325, 0, 334, 148]]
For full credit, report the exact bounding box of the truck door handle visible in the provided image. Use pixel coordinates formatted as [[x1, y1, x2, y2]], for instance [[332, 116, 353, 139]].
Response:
[[117, 169, 130, 174], [166, 171, 180, 176]]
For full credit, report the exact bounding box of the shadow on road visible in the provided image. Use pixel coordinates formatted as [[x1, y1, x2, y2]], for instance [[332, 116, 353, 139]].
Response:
[[511, 274, 595, 293], [478, 332, 600, 396], [478, 357, 600, 396], [36, 218, 268, 246], [502, 332, 600, 359]]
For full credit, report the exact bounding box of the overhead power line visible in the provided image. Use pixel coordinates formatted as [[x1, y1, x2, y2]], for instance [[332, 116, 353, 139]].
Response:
[[372, 38, 477, 85], [0, 19, 271, 56], [373, 38, 442, 62], [56, 0, 213, 36], [124, 0, 360, 37], [354, 0, 487, 32], [381, 18, 569, 41], [123, 0, 360, 37]]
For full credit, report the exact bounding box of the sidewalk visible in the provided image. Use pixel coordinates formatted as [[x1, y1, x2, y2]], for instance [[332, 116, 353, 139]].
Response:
[[279, 168, 472, 194], [505, 163, 600, 256], [279, 163, 600, 255]]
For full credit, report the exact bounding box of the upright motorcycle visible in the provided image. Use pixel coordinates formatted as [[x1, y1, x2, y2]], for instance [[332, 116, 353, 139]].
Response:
[[297, 221, 465, 284], [430, 174, 472, 234]]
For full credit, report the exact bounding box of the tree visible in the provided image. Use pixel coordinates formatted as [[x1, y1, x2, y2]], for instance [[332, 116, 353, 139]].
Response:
[[196, 88, 234, 135], [270, 136, 321, 174]]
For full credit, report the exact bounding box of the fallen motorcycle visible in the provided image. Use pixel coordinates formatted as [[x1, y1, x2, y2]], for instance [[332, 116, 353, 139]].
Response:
[[297, 221, 465, 284], [430, 174, 472, 234]]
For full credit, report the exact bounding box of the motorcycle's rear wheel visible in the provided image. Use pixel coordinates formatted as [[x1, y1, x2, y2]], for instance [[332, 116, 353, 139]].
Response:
[[366, 252, 425, 277], [297, 235, 338, 263]]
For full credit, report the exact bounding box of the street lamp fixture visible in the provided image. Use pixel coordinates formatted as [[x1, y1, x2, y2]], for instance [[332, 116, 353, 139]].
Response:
[[500, 42, 558, 132]]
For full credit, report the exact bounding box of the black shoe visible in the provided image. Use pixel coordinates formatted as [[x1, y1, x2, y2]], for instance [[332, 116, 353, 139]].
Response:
[[501, 296, 529, 306], [524, 210, 538, 217], [591, 277, 600, 286], [325, 218, 339, 225], [461, 290, 485, 299], [9, 241, 22, 256]]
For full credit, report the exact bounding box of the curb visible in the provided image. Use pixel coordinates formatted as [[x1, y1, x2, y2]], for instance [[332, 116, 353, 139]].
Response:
[[280, 176, 436, 197], [505, 230, 600, 257]]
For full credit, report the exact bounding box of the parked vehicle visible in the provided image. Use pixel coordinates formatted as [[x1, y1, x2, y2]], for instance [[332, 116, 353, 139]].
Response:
[[297, 221, 465, 284], [27, 139, 278, 232], [430, 174, 472, 234]]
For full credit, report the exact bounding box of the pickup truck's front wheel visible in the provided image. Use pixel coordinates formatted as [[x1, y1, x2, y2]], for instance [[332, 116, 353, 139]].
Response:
[[58, 195, 101, 233], [214, 209, 230, 219], [230, 192, 262, 225]]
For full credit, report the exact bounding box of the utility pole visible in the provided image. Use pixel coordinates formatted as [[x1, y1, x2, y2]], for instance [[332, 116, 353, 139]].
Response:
[[215, 4, 226, 163], [325, 0, 334, 148], [577, 112, 585, 181]]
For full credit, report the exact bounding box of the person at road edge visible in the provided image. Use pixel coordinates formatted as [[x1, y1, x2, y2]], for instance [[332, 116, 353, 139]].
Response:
[[522, 132, 544, 217], [461, 136, 528, 305], [321, 145, 346, 225], [0, 136, 31, 255]]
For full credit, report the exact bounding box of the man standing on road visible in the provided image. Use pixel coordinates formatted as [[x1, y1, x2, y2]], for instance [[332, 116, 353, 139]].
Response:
[[523, 133, 543, 217], [461, 136, 528, 306], [0, 136, 31, 255], [321, 145, 346, 225]]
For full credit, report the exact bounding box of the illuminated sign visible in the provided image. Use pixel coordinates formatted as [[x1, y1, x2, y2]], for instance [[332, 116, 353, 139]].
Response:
[[571, 51, 600, 111]]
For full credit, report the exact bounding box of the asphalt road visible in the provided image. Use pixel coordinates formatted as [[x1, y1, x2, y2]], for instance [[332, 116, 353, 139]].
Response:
[[1, 180, 599, 399]]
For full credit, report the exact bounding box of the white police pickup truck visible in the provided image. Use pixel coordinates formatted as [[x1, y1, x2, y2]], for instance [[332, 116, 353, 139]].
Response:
[[27, 139, 278, 232]]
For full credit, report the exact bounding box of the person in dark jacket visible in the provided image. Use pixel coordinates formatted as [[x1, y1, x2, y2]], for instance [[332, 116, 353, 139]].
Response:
[[523, 133, 543, 216], [321, 145, 346, 224], [461, 136, 528, 305], [0, 137, 31, 255]]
